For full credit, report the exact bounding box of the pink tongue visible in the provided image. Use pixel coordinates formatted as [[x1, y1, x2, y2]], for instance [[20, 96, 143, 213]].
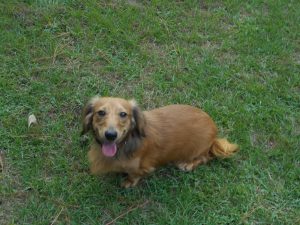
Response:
[[102, 143, 117, 157]]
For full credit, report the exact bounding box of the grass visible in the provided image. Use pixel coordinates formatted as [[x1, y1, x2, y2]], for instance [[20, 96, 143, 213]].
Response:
[[0, 0, 299, 224]]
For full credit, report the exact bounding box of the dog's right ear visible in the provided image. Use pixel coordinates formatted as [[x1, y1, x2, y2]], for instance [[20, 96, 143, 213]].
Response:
[[81, 102, 94, 135]]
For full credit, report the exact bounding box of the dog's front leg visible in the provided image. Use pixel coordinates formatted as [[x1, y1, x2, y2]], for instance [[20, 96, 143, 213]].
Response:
[[121, 166, 156, 188], [121, 173, 142, 188]]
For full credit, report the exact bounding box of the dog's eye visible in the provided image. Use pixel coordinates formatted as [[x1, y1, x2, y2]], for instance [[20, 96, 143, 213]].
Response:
[[119, 112, 127, 118], [98, 110, 106, 117]]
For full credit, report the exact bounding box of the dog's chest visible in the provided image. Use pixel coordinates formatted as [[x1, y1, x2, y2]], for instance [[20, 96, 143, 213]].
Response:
[[114, 157, 141, 173]]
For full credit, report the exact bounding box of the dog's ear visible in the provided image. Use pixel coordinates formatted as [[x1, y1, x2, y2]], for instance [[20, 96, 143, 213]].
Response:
[[130, 100, 146, 137], [81, 101, 94, 135]]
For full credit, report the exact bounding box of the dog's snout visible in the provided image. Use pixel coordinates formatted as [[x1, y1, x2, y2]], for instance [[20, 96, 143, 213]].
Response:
[[105, 130, 118, 141]]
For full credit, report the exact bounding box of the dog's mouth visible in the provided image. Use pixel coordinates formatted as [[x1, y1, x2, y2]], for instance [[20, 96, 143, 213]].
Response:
[[93, 129, 128, 157], [94, 135, 118, 157], [101, 142, 117, 157]]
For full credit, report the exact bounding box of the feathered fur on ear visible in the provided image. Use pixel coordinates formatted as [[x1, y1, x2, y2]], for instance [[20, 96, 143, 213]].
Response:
[[81, 97, 98, 135], [81, 103, 93, 135], [130, 100, 146, 137]]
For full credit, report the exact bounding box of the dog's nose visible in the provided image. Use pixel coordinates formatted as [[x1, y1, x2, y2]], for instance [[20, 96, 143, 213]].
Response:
[[105, 130, 118, 141]]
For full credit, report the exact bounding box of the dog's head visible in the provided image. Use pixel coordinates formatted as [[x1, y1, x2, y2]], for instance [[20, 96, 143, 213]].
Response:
[[81, 97, 145, 157]]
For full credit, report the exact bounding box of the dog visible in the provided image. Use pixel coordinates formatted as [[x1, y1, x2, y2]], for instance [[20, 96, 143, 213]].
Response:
[[81, 96, 238, 188]]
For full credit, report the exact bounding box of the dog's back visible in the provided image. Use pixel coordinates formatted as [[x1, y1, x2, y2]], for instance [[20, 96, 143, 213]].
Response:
[[138, 105, 218, 166]]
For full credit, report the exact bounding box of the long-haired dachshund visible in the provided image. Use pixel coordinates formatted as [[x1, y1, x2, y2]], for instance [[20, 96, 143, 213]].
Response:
[[81, 97, 238, 188]]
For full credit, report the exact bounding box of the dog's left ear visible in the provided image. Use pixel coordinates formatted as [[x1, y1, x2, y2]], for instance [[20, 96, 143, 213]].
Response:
[[130, 100, 146, 137], [81, 101, 94, 135]]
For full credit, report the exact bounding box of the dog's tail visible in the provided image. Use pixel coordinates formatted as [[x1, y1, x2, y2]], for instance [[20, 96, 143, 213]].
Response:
[[210, 138, 239, 158]]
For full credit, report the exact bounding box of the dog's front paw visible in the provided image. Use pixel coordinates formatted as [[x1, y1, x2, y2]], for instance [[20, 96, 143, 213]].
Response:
[[121, 177, 140, 188]]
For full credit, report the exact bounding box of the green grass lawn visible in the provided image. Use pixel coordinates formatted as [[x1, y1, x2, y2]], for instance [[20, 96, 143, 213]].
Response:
[[1, 0, 299, 224]]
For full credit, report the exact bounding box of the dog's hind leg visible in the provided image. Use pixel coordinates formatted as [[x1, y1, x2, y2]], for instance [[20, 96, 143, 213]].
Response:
[[176, 153, 212, 172]]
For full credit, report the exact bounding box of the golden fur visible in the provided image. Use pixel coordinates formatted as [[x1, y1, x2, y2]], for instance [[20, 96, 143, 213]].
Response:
[[82, 97, 239, 188]]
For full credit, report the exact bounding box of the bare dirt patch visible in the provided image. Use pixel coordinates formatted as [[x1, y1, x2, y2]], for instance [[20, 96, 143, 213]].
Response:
[[250, 132, 277, 150]]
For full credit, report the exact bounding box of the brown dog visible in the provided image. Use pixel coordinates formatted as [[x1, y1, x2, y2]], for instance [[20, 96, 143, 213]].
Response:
[[81, 96, 238, 188]]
